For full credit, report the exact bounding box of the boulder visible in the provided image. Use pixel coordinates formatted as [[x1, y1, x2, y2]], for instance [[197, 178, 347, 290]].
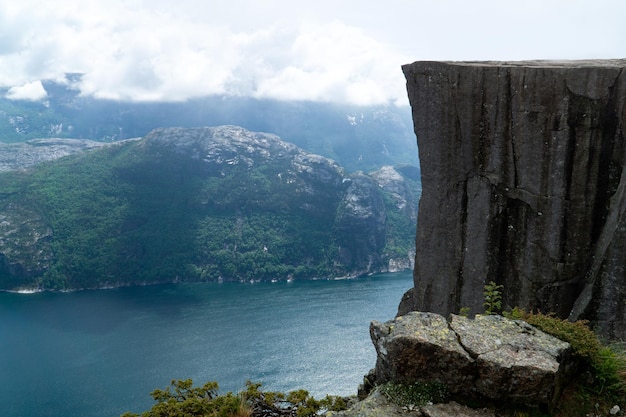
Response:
[[370, 311, 573, 410]]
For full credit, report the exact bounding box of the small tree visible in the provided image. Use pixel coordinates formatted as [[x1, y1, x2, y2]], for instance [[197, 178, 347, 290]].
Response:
[[120, 379, 248, 417], [483, 281, 503, 315]]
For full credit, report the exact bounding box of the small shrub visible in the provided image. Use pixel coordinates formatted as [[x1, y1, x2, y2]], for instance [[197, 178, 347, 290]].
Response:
[[502, 306, 526, 320], [508, 310, 626, 409], [380, 381, 449, 407], [242, 380, 347, 417], [593, 344, 626, 397], [522, 312, 600, 362], [122, 379, 347, 417], [483, 281, 504, 315]]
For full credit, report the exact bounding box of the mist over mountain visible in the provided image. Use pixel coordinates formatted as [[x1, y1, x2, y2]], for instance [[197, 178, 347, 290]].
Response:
[[0, 77, 418, 172]]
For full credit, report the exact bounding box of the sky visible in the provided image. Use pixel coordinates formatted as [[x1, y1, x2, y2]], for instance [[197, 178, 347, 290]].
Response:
[[1, 0, 625, 106]]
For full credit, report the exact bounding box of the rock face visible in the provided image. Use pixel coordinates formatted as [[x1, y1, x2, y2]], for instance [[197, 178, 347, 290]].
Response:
[[401, 60, 626, 339], [370, 312, 573, 411]]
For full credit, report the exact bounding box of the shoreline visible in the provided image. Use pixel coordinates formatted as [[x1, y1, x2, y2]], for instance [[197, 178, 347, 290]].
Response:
[[0, 268, 412, 295]]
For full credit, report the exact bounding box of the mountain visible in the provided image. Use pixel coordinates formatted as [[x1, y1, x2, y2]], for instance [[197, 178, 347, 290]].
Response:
[[0, 78, 418, 172], [0, 126, 420, 291]]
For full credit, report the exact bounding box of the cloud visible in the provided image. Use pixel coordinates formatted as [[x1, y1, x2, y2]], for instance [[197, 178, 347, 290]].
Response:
[[248, 22, 409, 105], [0, 0, 625, 106], [0, 1, 412, 105], [6, 81, 48, 101]]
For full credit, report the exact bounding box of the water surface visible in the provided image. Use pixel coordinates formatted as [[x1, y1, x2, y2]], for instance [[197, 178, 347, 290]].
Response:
[[0, 272, 412, 417]]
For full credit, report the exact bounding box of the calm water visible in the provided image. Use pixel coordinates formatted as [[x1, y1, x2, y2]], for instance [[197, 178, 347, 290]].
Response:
[[0, 271, 412, 417]]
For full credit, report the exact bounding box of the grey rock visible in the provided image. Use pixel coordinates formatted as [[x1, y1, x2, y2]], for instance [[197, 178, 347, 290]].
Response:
[[402, 60, 626, 339], [370, 311, 573, 410], [449, 314, 571, 406], [330, 388, 496, 417], [420, 402, 495, 417], [371, 312, 474, 387], [327, 389, 421, 417], [0, 138, 116, 172], [370, 166, 418, 219]]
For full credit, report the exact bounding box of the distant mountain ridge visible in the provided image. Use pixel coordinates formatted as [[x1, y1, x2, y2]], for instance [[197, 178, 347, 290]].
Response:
[[0, 78, 418, 172], [0, 126, 420, 291]]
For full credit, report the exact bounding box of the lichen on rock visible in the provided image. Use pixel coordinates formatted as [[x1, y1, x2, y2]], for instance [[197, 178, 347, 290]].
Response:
[[369, 311, 573, 411]]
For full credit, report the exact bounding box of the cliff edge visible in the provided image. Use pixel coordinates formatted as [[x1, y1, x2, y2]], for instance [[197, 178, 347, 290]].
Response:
[[400, 60, 626, 339]]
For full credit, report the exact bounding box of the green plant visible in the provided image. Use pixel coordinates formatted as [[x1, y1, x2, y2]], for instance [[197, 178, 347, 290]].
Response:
[[522, 312, 601, 362], [483, 281, 504, 315], [120, 379, 245, 417], [593, 345, 626, 397], [122, 379, 347, 417], [380, 381, 449, 407], [459, 307, 471, 317], [243, 380, 347, 417], [506, 309, 626, 413], [503, 306, 526, 320]]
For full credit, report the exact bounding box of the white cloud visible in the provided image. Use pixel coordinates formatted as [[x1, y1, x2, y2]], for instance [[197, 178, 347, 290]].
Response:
[[6, 81, 48, 101], [0, 0, 625, 105], [250, 22, 409, 105]]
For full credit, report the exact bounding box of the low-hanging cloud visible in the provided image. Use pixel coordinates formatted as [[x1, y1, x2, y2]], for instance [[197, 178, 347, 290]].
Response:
[[1, 0, 625, 106], [6, 80, 47, 101], [0, 1, 411, 105]]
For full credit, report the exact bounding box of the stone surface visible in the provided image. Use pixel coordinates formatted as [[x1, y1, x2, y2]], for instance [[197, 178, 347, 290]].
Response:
[[401, 60, 626, 339], [327, 389, 421, 417], [0, 138, 115, 171], [449, 314, 571, 406], [420, 402, 495, 417], [370, 311, 573, 410], [327, 389, 495, 417], [370, 312, 474, 387]]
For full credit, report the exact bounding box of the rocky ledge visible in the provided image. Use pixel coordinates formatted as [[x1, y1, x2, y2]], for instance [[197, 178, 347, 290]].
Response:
[[333, 312, 576, 416]]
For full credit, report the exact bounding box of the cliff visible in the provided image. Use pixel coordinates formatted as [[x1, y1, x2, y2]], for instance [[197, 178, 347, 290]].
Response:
[[400, 60, 626, 339], [0, 126, 419, 291]]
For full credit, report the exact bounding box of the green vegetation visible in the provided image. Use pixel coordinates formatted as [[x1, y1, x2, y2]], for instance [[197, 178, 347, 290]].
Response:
[[380, 188, 417, 261], [496, 306, 626, 416], [0, 134, 418, 290], [475, 284, 626, 416], [120, 379, 249, 417], [510, 309, 626, 410], [379, 381, 449, 408], [482, 280, 503, 315], [121, 379, 347, 417]]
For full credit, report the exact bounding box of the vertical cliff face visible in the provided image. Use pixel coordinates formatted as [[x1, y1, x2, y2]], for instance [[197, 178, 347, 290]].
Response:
[[401, 60, 626, 338]]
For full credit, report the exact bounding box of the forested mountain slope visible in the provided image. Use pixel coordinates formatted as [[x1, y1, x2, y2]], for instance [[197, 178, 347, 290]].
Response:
[[0, 126, 420, 291]]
